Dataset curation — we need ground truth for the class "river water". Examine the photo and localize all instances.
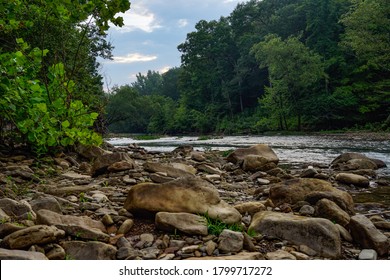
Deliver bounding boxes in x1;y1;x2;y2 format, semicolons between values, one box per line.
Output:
107;134;390;207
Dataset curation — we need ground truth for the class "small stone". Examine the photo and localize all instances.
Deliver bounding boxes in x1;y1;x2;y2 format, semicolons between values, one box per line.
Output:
181;245;200;254
299;205;315;216
335;224;353;242
169;240;186;248
257;178;270;185
102;214;114;226
30;197;62;214
266;250;296;260
299;245;317;256
358;249;377;260
117;219;134;235
218;229;244;253
205;240;217;256
46;244;66;260
140;233;154;243
290;251;310;260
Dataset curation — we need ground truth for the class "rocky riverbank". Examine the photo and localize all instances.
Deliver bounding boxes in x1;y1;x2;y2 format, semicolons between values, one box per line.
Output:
0;142;389;260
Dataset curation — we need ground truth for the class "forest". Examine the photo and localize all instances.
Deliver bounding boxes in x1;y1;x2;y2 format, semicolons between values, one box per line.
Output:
107;0;390;135
0;0;389;155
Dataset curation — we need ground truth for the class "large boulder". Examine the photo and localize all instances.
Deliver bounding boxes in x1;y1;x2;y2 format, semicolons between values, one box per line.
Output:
331;152;386;170
315;198;350;227
3;225;65;249
124;177;241;224
61;241;117;260
92;152;136;176
249;211;341;258
36;209;108;241
0;198;36;221
155;212;208;236
0;248;48;260
348;215;389;256
226;144;279;170
335;173;370;188
144;162;195;178
269;178;354;214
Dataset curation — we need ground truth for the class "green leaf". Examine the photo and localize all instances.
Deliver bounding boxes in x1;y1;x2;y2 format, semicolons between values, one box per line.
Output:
62;120;70;128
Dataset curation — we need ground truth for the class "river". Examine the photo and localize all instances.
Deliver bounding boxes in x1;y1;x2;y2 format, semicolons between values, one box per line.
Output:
107;134;390;208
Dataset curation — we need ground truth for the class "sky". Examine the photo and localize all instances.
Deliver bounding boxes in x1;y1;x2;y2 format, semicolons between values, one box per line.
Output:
99;0;243;90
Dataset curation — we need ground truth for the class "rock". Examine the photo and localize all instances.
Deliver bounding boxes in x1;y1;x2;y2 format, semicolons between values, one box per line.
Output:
170;162;197;174
358;249;377;260
0;248;48;260
335;173;370;187
249;211;341;258
348;215;389;256
335;224;353;242
46;244;66;260
218;229;244;253
3;225;65;249
144;162;194;178
234;202;266;216
299;205;315;216
140;233;154;243
257;178;271;185
30;196;62;214
61;171;91;180
181;245;200;254
36;209;108;241
0;223;26;238
92;152;136;176
205;240;217;256
191;152;206;162
373;221;390;230
290;251;311;260
331;152;386;170
117;247;141;260
124;177;241;224
300;167;318;178
172;145;193;156
107;160;134;172
243;155;276;172
155;212;208;236
226;144;279;166
0;208;10;222
149;173;175;183
197;164;223;175
315;198;350;227
266;250;296;260
117;219;134;235
269;178;354;214
61;241;117;260
243;232;257;252
187;252;265;260
101;214;114;226
0;198;36;220
37;209;106;232
76;144;109;160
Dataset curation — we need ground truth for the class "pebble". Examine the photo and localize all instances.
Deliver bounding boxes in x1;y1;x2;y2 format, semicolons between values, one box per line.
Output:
358;249;377;260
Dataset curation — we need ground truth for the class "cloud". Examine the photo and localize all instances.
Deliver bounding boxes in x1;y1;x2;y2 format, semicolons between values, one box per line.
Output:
159;66;171;73
112;4;162;33
177;19;189;28
111;53;158;64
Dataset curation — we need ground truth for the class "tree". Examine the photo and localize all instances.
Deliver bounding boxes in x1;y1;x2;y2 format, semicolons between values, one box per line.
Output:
0;0;130;153
252;34;325;130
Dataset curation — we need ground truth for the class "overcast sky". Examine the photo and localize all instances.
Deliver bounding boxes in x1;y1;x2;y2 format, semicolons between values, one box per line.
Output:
99;0;242;90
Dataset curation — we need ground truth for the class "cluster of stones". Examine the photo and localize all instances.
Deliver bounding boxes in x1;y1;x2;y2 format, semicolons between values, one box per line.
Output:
0;142;389;260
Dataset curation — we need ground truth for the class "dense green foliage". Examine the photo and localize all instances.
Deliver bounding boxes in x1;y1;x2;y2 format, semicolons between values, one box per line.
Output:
106;0;389;134
0;0;130;153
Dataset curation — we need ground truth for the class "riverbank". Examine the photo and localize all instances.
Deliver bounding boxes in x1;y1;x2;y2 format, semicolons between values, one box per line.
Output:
0;142;389;260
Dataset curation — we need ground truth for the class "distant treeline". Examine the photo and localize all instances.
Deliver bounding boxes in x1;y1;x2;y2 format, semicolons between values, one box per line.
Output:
107;0;389;134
